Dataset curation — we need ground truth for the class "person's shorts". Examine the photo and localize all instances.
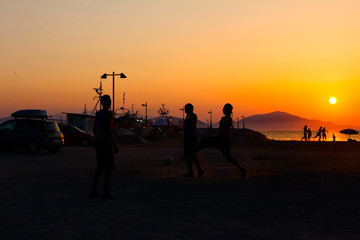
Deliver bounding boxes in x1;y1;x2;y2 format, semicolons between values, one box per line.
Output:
95;144;114;170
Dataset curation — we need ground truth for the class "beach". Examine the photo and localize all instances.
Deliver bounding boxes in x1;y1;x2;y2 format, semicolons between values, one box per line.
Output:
1;139;360;240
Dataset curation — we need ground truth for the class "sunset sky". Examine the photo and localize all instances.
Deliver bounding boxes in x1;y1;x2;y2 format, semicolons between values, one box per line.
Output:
1;1;360;126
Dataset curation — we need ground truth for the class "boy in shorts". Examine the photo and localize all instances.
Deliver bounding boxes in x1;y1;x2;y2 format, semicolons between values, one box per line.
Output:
89;95;119;199
197;103;246;178
182;103;204;178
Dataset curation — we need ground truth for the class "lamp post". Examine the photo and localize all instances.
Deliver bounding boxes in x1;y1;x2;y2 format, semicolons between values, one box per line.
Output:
208;110;212;129
142;101;148;125
242;115;245;129
180;107;185;127
100;72;127;115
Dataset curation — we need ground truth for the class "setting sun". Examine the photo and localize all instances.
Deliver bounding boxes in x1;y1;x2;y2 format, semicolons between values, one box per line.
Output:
330;97;337;104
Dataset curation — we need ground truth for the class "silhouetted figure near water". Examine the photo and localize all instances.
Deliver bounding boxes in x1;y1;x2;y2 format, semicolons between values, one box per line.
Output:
301;125;308;141
333;133;336;142
314;127;322;141
182;103;204;178
322;127;328;141
196;103;246;178
307;128;312;141
89;95;119;199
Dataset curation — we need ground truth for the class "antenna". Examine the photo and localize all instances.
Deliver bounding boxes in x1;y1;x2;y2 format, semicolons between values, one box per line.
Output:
122;92;125;115
91;80;103;115
83;104;87;115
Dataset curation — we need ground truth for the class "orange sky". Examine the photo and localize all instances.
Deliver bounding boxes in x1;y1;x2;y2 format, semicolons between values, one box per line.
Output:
1;1;360;126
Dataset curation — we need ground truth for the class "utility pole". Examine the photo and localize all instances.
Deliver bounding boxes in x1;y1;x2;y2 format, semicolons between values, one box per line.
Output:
142;101;148;125
242;115;245;129
180;107;185;127
91;80;103;115
208;110;212;129
123;92;125;115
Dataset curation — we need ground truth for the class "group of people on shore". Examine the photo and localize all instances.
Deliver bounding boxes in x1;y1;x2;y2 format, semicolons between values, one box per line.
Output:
89;94;246;199
301;125;335;141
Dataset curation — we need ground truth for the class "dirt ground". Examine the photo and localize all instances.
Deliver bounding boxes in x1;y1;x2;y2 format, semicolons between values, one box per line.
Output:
1;139;360;240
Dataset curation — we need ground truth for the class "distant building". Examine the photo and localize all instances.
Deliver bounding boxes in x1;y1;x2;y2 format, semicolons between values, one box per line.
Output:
62;113;95;133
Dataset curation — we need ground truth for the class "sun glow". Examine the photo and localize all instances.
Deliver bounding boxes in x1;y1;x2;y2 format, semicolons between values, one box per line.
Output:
330;97;337;104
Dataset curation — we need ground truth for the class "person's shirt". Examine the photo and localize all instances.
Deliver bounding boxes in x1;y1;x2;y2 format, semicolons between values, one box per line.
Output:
219;115;232;138
94;109;112;144
183;113;197;138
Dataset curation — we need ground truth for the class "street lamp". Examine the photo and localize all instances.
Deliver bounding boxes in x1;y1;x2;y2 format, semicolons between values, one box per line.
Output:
208;110;212;129
142;101;148;125
100;72;127;114
180;107;185;127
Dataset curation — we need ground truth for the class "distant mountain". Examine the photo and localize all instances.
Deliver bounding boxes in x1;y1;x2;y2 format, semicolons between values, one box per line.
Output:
233;111;359;131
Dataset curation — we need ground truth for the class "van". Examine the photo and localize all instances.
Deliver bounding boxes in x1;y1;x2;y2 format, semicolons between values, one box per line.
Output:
0;110;64;153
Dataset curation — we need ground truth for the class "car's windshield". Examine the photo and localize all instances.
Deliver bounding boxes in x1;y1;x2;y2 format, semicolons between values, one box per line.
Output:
45;122;60;132
0;121;16;132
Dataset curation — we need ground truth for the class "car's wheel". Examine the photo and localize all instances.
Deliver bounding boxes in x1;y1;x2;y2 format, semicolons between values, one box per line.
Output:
48;148;60;154
28;141;40;154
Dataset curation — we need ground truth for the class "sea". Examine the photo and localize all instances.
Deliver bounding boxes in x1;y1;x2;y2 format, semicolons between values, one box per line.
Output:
260;130;360;142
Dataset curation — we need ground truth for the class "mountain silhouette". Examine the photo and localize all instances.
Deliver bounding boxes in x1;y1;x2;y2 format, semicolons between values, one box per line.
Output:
232;111;358;131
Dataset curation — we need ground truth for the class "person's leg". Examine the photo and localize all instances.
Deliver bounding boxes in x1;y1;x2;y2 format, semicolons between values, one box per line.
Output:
219;140;246;178
102;145;116;199
90;145;104;198
192;154;204;178
102;169;113;197
90;168;103;197
183;139;195;177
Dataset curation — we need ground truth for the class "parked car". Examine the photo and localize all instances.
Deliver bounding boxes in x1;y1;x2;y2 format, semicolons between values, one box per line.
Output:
58;124;94;146
0;110;64;153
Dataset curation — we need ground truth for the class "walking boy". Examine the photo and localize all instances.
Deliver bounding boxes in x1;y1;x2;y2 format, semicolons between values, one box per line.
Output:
89;95;119;199
182;103;204;178
197;103;246;178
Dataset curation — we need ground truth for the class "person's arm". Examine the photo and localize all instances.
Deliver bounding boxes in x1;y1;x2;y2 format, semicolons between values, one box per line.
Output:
192;115;197;128
107;112;119;153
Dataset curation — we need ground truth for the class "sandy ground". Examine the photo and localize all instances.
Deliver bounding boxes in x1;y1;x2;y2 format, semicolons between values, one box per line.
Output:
1;139;360;240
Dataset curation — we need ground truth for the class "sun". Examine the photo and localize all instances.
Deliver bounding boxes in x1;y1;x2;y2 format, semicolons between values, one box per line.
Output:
329;97;337;104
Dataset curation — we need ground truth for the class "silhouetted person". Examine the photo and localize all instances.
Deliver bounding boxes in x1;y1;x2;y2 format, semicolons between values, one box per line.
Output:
182;103;204;178
307;128;312;141
301;125;308;141
90;95;119;199
314;127;322;141
196;103;246;178
322;127;328;141
333;133;336;142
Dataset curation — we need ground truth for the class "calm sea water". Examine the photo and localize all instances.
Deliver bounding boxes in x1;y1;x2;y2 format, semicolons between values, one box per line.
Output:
260;130;360;142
